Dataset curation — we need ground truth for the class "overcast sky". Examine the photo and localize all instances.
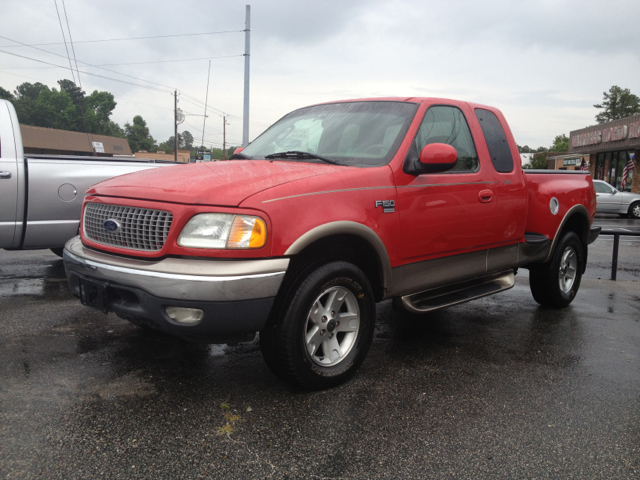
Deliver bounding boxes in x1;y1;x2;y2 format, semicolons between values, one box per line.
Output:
1;0;639;150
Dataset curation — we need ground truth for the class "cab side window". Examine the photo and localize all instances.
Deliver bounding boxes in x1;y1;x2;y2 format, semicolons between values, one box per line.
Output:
412;106;479;172
474;108;514;173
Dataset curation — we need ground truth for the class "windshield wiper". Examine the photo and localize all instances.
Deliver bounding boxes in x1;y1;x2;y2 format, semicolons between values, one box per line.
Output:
230;152;252;159
264;150;340;165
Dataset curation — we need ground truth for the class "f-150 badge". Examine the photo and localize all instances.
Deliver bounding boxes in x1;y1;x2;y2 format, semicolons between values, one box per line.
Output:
375;200;395;213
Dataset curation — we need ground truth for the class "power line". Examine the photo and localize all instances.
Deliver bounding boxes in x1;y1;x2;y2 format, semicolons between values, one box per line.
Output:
88;54;244;67
53;0;76;84
0;29;245;48
1;53;243;69
61;0;81;88
0;35;175;93
0;48;173;94
0;68;60;85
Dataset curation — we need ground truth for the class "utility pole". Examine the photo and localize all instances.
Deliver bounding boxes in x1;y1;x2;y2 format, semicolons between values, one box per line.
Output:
174;90;178;163
222;116;229;159
201;60;211;151
242;5;250;147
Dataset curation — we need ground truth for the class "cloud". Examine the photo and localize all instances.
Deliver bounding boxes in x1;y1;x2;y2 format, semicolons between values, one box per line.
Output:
1;0;639;148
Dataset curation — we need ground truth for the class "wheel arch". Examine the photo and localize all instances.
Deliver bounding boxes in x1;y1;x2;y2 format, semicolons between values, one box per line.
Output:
284;221;392;302
545;204;591;270
628;200;640;218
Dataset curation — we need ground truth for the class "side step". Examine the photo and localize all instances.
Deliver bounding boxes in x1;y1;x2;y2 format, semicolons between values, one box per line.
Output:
396;270;515;314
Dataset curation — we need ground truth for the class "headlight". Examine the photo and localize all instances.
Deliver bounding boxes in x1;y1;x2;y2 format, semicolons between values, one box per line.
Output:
177;213;267;249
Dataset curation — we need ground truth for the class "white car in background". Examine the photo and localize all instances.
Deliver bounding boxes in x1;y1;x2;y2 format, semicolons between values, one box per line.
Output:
593;179;640;219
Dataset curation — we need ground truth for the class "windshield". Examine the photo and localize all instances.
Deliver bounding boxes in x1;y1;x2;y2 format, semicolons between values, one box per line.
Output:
240;101;419;167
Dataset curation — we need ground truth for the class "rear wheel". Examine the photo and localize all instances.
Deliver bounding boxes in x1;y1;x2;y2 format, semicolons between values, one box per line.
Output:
260;261;375;390
530;231;583;308
628;202;640;219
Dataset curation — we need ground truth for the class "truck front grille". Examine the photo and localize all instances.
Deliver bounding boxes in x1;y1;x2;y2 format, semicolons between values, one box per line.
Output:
83;203;173;251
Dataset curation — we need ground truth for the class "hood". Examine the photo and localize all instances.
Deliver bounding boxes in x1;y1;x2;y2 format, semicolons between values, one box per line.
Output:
88;160;350;207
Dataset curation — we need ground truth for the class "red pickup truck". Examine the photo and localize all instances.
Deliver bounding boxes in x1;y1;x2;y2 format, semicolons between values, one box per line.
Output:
63;97;600;389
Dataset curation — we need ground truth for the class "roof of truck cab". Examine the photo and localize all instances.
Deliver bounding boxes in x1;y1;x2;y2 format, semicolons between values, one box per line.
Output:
311;97;497;112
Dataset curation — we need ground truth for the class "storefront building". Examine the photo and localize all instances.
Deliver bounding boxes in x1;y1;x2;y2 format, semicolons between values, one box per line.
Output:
567;113;640;193
546;153;590;171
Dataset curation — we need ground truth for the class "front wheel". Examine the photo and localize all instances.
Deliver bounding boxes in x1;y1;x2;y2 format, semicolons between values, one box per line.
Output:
628;202;640;219
260;261;375;390
529;231;583;308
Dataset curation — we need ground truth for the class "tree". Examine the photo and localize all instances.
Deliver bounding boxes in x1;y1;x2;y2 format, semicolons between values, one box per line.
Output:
157;136;175;154
102;121;125;138
14;82;48;100
518;144;533;153
125;115;155;153
594;86;640;124
550;134;569;152
84;90;118;134
522;153;550;169
181;130;194;149
0;86;14;100
6;80;123;136
57;79;85;108
11;82;48;125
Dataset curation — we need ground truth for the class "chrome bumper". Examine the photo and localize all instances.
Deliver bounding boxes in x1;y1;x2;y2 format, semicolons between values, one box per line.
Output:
63;236;288;302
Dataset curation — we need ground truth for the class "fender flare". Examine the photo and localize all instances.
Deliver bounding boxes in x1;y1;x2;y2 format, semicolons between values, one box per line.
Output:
544;204;590;263
284;221;392;291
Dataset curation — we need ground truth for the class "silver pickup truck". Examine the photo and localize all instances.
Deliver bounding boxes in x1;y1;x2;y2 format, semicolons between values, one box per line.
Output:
0;99;175;255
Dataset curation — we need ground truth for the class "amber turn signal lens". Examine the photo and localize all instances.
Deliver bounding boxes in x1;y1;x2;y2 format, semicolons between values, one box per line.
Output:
249;218;266;248
227;216;266;249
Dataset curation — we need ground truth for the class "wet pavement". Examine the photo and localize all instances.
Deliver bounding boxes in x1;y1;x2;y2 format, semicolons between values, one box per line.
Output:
1;217;639;479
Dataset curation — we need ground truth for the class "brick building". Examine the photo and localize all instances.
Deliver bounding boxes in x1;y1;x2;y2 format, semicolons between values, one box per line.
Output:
566;114;640;193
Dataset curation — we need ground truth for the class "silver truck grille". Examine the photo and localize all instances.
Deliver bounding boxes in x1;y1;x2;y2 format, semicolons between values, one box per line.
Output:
83;203;173;251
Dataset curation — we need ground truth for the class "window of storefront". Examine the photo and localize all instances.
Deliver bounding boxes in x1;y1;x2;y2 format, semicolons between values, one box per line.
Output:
593;150;633;190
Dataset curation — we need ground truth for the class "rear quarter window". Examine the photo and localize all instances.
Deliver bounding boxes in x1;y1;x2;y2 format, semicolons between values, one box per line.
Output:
475;108;514;173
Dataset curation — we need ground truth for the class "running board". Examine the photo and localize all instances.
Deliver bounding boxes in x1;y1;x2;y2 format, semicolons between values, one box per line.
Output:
397;270;515;314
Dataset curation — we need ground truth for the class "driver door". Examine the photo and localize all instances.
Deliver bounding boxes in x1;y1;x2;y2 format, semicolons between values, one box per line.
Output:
395;104;497;264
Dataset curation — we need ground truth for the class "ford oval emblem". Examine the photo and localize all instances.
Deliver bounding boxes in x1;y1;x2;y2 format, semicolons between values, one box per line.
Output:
103;219;120;232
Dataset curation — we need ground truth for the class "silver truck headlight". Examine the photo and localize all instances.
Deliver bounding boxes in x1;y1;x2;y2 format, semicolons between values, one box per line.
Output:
177;213;266;249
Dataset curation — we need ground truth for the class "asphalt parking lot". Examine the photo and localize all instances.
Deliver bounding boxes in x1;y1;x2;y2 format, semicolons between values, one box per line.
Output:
1;215;639;479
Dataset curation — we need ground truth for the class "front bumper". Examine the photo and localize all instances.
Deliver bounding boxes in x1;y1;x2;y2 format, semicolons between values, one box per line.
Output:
63;236;289;341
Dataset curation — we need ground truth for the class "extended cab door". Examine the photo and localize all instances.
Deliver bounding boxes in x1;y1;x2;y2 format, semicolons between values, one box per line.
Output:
394;103;498;270
472;107;527;259
0;100;23;248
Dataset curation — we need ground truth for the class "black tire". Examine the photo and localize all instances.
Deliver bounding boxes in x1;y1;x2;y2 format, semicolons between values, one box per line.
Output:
628;202;640;219
50;247;64;257
260;261;375;390
529;231;583;308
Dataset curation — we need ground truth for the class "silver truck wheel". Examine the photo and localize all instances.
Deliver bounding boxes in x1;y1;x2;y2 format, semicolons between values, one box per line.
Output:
260;261;375;390
558;245;578;293
304;285;360;367
530;231;583;308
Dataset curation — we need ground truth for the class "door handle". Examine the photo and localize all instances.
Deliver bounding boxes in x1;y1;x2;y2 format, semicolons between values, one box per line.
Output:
478;189;493;203
0;171;12;179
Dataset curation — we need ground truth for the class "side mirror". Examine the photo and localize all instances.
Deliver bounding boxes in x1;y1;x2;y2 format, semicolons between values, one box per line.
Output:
418;143;458;173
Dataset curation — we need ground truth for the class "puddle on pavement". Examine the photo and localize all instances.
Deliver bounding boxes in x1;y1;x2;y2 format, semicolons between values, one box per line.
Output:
0;278;45;296
0;277;70;298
